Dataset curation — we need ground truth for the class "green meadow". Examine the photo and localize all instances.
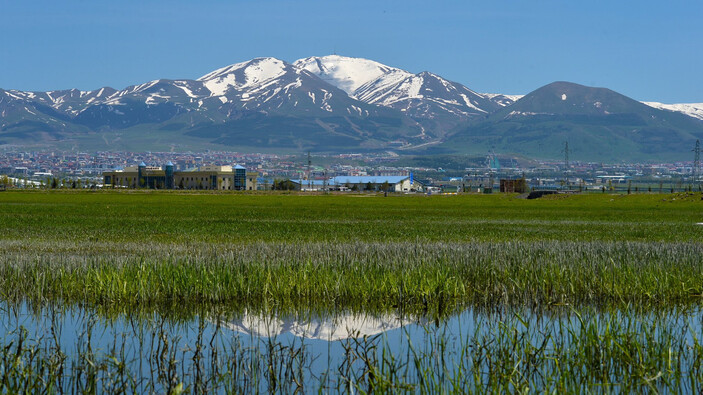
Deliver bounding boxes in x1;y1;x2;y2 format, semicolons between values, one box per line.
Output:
2;191;702;243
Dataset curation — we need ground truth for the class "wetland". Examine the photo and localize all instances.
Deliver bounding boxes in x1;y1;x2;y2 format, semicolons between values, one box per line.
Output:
1;191;703;392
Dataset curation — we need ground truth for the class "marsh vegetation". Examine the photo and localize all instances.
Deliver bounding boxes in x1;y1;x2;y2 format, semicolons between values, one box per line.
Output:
1;191;702;392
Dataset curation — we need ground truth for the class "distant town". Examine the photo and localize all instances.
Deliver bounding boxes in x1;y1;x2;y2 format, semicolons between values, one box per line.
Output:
0;149;701;193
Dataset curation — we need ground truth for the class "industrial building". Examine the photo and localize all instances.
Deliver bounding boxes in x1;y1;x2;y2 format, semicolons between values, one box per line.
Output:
103;162;257;190
290;175;422;192
500;178;528;193
331;175;422;192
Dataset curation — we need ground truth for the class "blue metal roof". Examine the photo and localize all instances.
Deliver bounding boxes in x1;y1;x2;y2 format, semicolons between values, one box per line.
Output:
330;176;410;185
290;179;328;186
234;165;246;170
138;162;147;167
166;161;174;166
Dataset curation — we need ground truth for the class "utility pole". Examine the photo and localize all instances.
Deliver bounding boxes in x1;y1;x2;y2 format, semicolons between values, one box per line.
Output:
562;141;570;190
307;151;312;191
693;139;700;187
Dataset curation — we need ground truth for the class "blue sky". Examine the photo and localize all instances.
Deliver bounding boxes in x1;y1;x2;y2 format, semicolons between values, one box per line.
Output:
1;0;701;103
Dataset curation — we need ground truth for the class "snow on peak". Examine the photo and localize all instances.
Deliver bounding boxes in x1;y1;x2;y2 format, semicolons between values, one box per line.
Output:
295;55;498;118
482;93;524;102
643;102;703;121
198;57;290;96
294;55;410;95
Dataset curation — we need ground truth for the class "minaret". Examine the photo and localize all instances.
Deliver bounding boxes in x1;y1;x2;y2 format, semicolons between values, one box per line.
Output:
138;162;146;188
165;161;174;189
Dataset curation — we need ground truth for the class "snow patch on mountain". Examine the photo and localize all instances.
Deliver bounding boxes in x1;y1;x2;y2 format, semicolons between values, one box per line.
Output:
173;82;199;98
482;93;524;107
198;57;289;97
643;102;703;121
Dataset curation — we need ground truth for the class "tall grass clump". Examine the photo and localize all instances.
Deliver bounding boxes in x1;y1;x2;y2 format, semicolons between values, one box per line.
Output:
1;240;702;314
338;306;703;393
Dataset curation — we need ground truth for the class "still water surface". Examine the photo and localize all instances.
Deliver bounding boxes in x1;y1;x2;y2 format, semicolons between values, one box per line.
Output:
1;303;702;392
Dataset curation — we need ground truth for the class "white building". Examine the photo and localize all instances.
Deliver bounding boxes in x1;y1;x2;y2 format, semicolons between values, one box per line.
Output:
329;175;422;192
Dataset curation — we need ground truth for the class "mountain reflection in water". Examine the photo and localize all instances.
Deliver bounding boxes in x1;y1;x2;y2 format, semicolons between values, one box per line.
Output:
220;311;417;341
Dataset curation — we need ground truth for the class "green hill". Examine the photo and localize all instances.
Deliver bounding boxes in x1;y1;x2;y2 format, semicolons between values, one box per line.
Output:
444;82;703;162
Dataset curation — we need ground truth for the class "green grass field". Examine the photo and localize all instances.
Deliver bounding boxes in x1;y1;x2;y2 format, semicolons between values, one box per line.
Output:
1;190;702;314
2;191;702;243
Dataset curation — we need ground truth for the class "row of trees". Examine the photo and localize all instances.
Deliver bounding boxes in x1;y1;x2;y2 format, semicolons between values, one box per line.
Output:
0;175;12;187
45;177;92;189
0;175;95;189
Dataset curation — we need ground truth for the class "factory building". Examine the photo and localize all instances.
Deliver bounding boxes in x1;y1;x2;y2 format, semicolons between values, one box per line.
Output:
330;175;422;192
289;175;422;192
103;162;257;190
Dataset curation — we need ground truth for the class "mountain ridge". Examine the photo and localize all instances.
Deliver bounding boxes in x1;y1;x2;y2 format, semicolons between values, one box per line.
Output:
295;55;510;135
2;56;703;161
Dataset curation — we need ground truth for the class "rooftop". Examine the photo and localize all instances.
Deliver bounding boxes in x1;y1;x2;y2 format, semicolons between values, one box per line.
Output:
330;176;410;185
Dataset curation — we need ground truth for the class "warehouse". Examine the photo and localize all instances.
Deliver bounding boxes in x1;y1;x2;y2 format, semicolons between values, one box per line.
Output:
286;175;421;192
329;175;422;192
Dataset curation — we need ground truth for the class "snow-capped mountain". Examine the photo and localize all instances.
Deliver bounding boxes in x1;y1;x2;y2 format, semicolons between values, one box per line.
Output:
643;102;703;121
1;57;427;150
1;57;404;125
355;71;499;118
194;57;388;117
294;55;518;134
1;87;118;116
293;55;405;95
2;54;703;158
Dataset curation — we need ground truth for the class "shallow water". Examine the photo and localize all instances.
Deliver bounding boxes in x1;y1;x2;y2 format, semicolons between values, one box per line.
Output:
1;303;703;393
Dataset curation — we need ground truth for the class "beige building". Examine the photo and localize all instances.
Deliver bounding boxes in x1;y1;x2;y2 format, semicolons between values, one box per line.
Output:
103;162;257;191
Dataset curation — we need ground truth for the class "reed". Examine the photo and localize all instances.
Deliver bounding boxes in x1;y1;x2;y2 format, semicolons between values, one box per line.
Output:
1;240;702;314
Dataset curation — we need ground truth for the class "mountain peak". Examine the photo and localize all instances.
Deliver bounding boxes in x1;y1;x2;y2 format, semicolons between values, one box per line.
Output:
417;71;437;78
198;57;289;81
294;55;409;95
197;57;294;97
512;81;646;115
